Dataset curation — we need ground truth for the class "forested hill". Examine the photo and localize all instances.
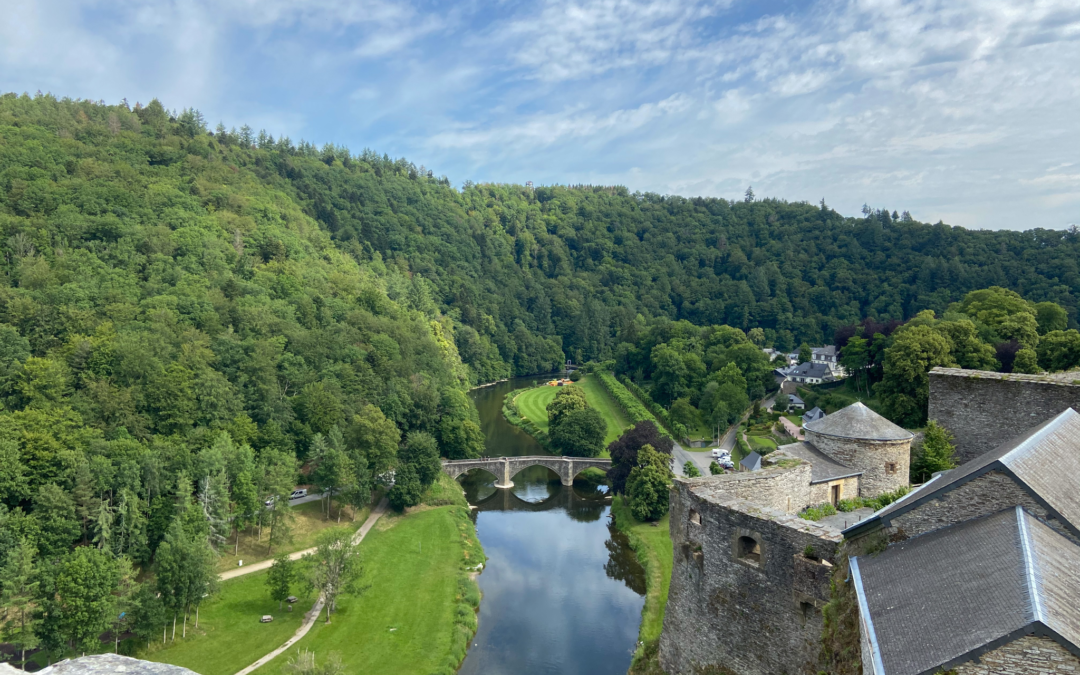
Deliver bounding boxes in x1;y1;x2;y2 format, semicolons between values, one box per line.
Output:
2;92;1079;398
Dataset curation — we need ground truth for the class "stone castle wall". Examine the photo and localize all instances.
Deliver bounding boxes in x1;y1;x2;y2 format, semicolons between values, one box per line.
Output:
804;430;909;497
886;471;1078;544
693;459;813;514
659;479;842;675
929;367;1080;463
953;635;1080;675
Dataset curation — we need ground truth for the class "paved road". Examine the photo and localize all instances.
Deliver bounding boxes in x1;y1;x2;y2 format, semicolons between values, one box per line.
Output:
232;497;390;675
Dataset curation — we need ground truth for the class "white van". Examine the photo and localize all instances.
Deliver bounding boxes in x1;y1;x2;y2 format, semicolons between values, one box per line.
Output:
289;489;308;500
711;448;730;459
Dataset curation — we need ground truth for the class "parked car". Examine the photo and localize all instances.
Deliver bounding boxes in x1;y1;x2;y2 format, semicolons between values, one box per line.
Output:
719;459;735;470
711;448;731;459
289;489;308;500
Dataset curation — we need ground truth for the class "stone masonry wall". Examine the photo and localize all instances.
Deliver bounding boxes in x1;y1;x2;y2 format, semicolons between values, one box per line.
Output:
695;459;813;515
659;479;842;675
954;635;1080;675
929;368;1080;463
808;476;860;506
804;430;910;497
887;470;1078;544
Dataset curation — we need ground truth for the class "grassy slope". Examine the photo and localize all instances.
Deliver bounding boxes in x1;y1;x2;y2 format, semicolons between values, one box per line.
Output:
610;496;673;673
514;376;630;447
216;499;373;573
146;570;315;675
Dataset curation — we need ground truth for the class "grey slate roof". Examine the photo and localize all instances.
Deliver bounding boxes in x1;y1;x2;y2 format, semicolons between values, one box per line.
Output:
776;441;862;483
788;394;805;406
33;655;200;674
804;402;912;441
846;408;1080;539
802;406;825;422
786;362;832;379
740;451;762;472
852;506;1080;675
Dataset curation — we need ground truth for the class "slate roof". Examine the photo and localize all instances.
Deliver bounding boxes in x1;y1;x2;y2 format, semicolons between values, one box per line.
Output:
740;451;762;472
776;442;862;483
802;406;825;422
812;345;838;359
788;394;805;406
31;655;200;674
852;506;1080;675
786;362;832;380
846;408;1080;539
804;402;912;442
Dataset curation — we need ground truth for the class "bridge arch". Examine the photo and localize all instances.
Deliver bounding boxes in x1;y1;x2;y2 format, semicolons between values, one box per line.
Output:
442;456;611;489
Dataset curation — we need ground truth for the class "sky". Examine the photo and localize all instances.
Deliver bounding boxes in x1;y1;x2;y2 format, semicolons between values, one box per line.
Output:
3;0;1079;231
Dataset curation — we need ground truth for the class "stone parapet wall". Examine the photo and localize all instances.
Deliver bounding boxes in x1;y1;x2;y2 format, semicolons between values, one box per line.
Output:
805;430;909;497
691;458;812;514
929;367;1080;463
659;479;842;675
953;635;1080;674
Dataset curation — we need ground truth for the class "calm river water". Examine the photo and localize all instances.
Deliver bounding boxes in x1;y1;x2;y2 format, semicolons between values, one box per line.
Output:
457;377;647;675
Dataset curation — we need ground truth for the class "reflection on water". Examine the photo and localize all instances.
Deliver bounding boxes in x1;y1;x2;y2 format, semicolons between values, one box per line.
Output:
459;377;648;675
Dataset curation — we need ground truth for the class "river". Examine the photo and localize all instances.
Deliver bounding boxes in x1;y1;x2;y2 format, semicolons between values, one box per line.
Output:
457;376;647;675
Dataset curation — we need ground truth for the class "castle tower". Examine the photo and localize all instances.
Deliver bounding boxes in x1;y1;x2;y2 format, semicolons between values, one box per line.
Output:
803;402;912;497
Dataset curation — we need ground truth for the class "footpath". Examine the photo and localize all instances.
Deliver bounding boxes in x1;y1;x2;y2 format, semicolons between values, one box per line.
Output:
231;498;389;675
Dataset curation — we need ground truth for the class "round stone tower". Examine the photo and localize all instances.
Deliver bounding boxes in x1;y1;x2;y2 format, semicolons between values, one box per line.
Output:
803;402;913;497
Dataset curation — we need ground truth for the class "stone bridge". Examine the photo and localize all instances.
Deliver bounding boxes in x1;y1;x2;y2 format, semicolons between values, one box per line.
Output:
441;455;612;488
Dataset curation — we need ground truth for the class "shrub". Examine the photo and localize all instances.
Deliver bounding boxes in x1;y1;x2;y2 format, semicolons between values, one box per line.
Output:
709;461;723;475
596;372;671;436
799;503;838;521
683;461;701;478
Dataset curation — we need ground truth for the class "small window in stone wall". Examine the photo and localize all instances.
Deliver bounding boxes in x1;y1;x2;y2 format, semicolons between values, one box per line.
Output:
800;601;815;621
737;536;761;565
690;509;701;525
885;462;898;475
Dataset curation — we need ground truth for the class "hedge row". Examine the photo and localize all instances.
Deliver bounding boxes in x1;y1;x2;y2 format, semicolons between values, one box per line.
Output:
618;375;676;434
596;371;671;438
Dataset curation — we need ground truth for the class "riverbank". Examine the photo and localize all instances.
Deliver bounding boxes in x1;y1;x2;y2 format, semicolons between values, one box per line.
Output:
610;496;674;675
145;475;484;675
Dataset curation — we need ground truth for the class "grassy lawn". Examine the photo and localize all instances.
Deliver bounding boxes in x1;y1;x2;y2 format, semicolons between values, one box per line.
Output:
748;435;777;452
294;503;482;675
610;495;673;671
514;376;630;448
216;498;374;573
146;569;315;675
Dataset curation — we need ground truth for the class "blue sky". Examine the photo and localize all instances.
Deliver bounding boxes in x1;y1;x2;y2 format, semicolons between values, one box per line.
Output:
3;0;1079;230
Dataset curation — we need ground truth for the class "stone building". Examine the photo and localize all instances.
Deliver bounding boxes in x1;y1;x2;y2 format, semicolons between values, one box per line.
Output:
802;402;912;497
659;459;842;675
929;367;1080;463
845;406;1080;675
0;655;200;674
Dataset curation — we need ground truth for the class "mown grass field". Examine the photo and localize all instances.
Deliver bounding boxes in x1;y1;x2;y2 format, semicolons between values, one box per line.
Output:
146;569;315;675
513;375;630;447
294;503;482;675
610;496;673;672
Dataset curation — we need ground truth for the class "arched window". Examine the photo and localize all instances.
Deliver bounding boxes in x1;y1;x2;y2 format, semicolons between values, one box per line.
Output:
737;536;761;565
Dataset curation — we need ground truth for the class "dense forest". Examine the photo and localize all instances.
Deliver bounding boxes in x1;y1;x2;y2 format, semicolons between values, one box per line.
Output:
1;91;1080;658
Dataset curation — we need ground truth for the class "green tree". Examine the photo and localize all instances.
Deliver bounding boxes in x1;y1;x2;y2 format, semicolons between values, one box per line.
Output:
346;404;400;480
40;547;118;654
1034;301;1069;335
231;469;260;554
388;464;422;511
709;461;723;475
32;483;80;557
626;445;674;521
1036;330;1080;372
840;336;870;394
1012;348;1040;374
876;326;955;427
0;438;29;506
774;393;789;413
438;418;485;460
910;422;957;483
260;449;298;555
546;386;588;430
1;538;39;665
398;431;441;487
302;527;363;623
683;461;701;478
127;582;168;649
668;398;697;431
266;554;296;610
313;436;354;521
549;408;606;457
797;344;812;365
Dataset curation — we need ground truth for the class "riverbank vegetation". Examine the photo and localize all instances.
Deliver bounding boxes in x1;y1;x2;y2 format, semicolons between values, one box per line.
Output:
611;496;673;675
502;376;630;455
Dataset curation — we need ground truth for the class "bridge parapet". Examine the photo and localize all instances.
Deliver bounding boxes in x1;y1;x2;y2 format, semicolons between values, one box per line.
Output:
441;455;611;488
